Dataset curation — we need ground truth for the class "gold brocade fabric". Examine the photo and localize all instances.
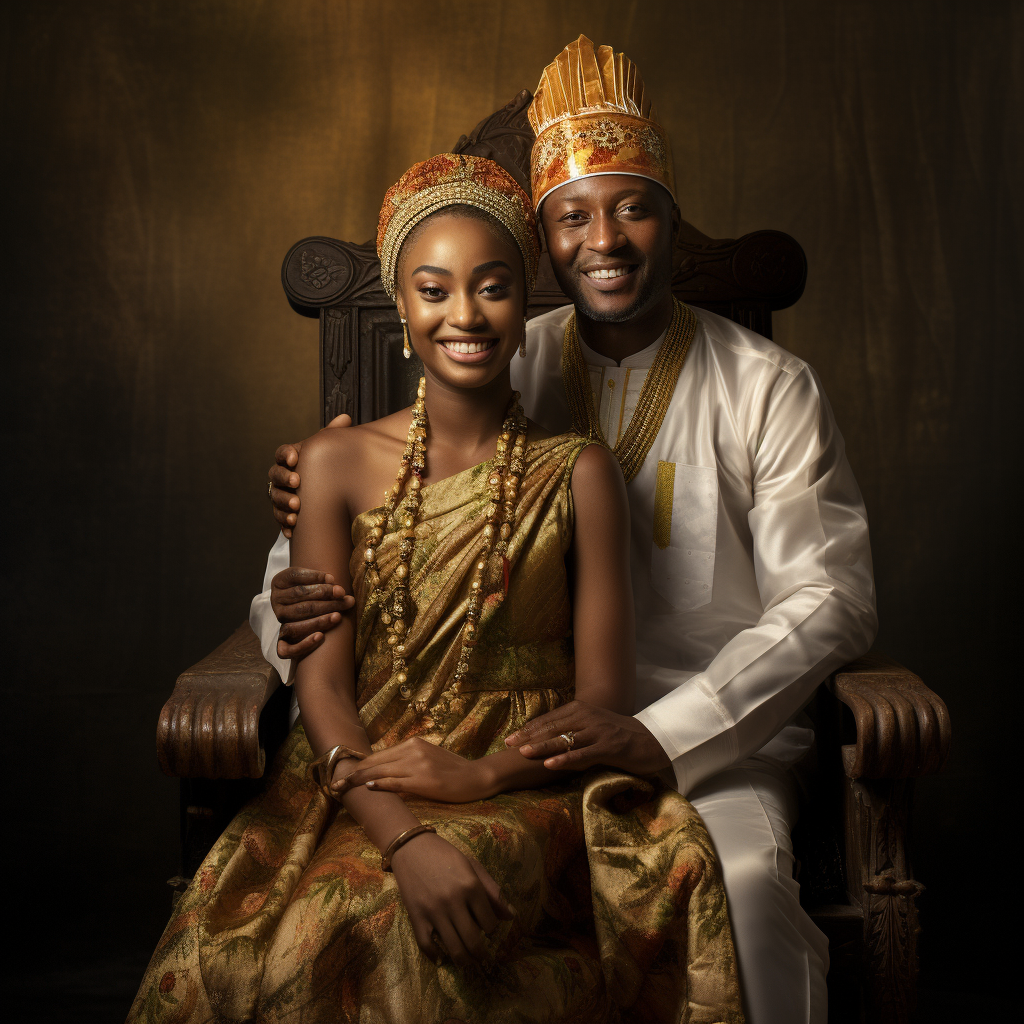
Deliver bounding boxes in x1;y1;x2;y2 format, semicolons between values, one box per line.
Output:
127;434;743;1024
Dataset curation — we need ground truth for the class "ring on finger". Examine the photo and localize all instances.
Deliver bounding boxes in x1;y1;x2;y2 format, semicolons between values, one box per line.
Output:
559;731;575;751
267;481;273;500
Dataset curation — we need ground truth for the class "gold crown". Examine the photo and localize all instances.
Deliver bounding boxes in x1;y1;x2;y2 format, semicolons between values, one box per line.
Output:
528;35;674;208
528;34;655;135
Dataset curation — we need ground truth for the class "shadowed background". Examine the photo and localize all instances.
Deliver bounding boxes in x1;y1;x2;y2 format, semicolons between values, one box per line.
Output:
3;0;1019;1019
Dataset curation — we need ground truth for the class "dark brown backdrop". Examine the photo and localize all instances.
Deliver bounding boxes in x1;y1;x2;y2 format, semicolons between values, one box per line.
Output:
3;1;1020;1019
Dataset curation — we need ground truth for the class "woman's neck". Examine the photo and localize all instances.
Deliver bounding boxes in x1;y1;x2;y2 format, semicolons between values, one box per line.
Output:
421;370;515;477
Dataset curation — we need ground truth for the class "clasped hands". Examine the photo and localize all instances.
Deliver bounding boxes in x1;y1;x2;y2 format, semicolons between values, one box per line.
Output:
327;703;670;807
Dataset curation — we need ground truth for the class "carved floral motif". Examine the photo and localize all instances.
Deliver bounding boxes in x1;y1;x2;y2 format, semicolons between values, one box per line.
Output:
299;249;347;290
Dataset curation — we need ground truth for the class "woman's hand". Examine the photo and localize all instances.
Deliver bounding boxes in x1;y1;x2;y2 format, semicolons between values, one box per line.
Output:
333;738;492;803
389;832;514;965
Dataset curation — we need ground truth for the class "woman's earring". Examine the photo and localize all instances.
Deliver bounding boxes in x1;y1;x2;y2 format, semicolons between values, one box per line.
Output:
400;318;411;359
520;316;528;358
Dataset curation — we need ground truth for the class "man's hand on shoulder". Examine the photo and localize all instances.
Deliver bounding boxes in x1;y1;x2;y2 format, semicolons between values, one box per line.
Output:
504;700;671;775
269;413;352;538
271;567;354;660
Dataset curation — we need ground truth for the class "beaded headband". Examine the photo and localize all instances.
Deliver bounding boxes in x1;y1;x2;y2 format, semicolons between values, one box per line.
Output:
528;35;676;208
376;154;540;300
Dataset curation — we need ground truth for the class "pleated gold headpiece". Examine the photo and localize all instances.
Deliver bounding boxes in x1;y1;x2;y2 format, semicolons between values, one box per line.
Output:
528;35;675;208
377;154;539;300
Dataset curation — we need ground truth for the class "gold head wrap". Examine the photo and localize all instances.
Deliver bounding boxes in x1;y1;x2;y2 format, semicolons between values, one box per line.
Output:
528;35;675;209
376;154;540;300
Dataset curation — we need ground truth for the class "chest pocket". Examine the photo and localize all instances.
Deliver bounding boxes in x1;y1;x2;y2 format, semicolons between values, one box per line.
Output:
650;461;718;611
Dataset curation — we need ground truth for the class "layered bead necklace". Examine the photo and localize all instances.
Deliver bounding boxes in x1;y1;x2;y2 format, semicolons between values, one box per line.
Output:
561;297;697;484
362;377;528;691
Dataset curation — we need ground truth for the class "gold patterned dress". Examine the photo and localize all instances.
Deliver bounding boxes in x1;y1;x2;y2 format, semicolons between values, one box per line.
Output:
128;434;743;1024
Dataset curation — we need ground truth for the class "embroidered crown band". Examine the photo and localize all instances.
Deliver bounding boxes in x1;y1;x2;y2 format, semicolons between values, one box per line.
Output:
376;153;540;299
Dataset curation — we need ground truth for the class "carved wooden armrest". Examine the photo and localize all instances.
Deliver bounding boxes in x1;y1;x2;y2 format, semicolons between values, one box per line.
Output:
831;652;951;780
157;623;282;779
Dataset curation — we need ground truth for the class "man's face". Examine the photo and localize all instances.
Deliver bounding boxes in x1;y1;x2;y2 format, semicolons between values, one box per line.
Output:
540;175;677;323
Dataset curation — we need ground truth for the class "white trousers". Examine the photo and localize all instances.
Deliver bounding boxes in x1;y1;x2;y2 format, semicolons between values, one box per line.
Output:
688;760;829;1024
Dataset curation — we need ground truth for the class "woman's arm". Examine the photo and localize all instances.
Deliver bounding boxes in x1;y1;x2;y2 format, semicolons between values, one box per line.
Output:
344;443;637;799
289;430;423;850
562;442;636;712
291;429;512;965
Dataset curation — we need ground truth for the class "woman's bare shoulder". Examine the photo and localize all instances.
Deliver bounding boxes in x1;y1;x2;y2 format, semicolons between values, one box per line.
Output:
569;443;624;495
299;413;410;519
302;410;410;465
299;424;359;469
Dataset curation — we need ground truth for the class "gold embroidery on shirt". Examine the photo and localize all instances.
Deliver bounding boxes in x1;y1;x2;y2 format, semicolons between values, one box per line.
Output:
616;368;632;444
562;299;697;483
654;460;675;549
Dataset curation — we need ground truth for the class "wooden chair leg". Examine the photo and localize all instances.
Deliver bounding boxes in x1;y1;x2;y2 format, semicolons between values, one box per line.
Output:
845;776;924;1023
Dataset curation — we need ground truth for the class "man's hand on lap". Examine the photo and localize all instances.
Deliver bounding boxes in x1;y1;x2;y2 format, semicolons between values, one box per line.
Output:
505;700;671;775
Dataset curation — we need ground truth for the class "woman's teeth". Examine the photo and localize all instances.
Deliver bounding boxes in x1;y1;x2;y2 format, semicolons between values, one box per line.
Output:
585;266;634;280
442;340;496;354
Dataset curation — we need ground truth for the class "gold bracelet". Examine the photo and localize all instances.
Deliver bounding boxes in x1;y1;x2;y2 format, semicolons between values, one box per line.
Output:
380;824;437;872
306;744;365;801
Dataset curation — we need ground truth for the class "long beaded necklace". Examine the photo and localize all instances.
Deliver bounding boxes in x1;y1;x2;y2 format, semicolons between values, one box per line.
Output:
362;378;528;692
561;297;697;484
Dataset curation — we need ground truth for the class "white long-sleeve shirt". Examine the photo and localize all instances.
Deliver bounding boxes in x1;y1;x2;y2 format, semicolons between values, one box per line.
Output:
251;305;877;795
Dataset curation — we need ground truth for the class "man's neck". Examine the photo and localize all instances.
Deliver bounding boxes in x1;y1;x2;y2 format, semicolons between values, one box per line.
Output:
574;291;674;366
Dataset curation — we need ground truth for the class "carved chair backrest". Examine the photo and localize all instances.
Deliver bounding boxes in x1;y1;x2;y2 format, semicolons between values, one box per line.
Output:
281;91;808;427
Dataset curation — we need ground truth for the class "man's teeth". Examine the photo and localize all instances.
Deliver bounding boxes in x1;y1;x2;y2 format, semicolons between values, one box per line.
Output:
443;340;495;354
586;266;633;280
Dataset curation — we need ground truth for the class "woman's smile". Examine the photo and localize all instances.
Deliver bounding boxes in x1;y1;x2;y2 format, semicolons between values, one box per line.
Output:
437;336;500;362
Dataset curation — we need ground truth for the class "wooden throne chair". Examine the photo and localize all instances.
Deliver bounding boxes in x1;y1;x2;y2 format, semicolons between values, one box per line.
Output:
156;92;950;1024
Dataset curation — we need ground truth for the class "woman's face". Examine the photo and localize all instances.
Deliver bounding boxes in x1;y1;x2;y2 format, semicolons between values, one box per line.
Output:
395;212;525;391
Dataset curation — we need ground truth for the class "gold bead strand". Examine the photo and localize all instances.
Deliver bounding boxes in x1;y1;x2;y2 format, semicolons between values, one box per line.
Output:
490;403;517;553
457;444;504;683
497;402;527;560
363;378;424;617
384;379;427;685
364;439;413;608
453;393;525;683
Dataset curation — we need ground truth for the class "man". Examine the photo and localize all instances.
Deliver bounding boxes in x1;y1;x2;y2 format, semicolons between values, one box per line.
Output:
253;36;876;1024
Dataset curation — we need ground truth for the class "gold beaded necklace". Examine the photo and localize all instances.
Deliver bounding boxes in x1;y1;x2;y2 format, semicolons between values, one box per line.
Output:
362;378;528;690
561;298;697;483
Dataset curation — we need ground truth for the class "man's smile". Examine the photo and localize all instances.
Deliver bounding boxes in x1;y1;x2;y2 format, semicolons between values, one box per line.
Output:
578;262;640;293
582;264;637;280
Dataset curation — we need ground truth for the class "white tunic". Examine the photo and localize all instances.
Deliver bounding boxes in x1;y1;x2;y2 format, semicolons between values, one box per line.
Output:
251;304;877;797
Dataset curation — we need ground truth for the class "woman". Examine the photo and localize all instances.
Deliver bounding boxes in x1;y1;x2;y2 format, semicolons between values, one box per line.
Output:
128;155;743;1024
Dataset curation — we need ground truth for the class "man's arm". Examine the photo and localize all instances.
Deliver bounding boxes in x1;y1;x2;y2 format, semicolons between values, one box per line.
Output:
249;533;296;680
511;365;877;794
249;535;354;678
250;415;355;677
635;365;877;793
